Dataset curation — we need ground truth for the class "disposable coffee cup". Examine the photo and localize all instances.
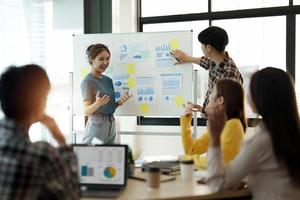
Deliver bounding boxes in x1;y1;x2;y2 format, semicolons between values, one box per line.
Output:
145;167;160;189
180;159;194;181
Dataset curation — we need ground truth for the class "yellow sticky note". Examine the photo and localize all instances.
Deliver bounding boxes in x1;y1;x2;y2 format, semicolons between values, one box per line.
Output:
126;63;135;75
170;39;179;50
127;77;136;88
80;67;89;78
139;103;150;114
175;96;185;107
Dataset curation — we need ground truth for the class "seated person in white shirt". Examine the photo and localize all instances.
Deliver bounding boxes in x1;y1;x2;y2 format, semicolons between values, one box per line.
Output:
206;67;300;200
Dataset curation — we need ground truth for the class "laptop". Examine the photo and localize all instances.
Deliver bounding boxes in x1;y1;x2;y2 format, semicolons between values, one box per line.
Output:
73;144;128;198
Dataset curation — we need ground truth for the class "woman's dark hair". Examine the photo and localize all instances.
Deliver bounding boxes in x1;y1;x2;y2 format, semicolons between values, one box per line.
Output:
250;67;300;185
198;26;228;53
216;79;247;131
0;64;50;120
86;43;110;65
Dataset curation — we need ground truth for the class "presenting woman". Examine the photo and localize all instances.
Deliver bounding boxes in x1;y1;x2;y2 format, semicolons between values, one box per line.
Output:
81;43;132;144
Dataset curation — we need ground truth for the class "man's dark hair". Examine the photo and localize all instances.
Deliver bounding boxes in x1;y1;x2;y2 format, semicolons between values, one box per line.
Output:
198;26;229;52
0;64;50;120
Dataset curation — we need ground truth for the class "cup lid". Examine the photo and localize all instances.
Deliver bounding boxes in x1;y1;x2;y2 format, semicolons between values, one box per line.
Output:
180;159;194;164
144;167;160;172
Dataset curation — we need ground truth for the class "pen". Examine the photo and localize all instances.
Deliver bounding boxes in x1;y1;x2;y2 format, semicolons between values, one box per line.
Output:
170;51;180;62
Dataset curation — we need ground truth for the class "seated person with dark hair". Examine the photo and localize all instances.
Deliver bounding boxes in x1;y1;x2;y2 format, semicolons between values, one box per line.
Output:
0;64;80;199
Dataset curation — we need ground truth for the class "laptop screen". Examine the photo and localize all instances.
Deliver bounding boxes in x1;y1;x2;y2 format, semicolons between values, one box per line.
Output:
73;145;127;186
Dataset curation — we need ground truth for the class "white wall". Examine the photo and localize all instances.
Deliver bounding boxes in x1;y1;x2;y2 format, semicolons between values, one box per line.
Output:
112;0;137;33
53;0;83;30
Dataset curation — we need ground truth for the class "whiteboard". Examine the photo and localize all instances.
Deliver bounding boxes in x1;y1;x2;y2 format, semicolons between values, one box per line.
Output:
73;31;193;116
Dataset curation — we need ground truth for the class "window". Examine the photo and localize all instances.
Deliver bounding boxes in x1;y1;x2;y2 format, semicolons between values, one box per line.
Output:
296;15;300;109
0;0;83;143
0;0;47;141
139;0;298;125
141;0;207;17
212;0;288;11
0;0;44;71
213;17;285;70
213;16;286;117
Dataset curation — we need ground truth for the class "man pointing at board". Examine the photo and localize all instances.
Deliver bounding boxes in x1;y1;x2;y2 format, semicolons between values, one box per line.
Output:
171;26;243;116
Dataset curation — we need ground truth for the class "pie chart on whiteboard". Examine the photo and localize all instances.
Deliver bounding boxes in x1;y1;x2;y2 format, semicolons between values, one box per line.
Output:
104;166;117;178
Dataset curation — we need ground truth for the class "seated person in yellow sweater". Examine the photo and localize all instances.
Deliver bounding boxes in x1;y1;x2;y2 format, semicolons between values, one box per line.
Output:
181;79;246;168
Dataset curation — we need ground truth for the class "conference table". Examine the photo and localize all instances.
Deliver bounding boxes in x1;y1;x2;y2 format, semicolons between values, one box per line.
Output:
82;169;252;200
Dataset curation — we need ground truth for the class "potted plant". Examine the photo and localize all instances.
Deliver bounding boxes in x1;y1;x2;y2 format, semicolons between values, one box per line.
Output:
127;146;135;176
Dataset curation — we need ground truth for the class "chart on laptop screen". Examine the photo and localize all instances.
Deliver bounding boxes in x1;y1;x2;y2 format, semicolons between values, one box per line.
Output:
74;146;125;185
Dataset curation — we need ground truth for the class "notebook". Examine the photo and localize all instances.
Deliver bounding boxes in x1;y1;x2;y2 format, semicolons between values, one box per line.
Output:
141;161;180;175
73;144;128;198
